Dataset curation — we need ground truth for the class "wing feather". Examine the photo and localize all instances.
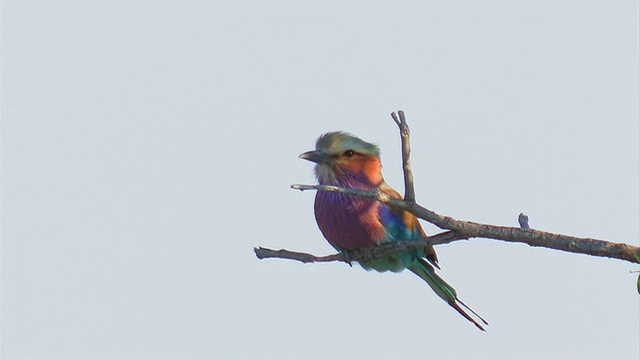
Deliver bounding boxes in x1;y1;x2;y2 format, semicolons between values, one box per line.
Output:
378;182;439;267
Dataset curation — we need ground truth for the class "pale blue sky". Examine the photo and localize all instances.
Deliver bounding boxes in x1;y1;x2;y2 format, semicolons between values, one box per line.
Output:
2;1;639;359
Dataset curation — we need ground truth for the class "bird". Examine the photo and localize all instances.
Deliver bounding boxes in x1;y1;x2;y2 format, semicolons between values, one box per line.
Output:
299;131;488;331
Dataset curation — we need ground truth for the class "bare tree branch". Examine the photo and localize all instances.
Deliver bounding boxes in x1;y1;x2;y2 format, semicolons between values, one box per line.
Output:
289;183;640;264
254;231;466;264
259;111;640;265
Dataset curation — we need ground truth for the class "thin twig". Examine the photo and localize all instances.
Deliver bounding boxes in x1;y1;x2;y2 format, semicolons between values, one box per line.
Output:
391;111;416;203
254;247;345;263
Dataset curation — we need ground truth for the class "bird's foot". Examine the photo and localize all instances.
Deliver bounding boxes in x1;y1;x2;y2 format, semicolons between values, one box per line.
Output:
341;249;355;267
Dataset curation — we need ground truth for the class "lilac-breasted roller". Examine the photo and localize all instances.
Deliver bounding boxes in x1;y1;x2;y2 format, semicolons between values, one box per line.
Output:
300;131;488;331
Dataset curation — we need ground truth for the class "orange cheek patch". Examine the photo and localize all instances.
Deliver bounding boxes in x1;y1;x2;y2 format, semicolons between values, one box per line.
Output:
340;157;382;184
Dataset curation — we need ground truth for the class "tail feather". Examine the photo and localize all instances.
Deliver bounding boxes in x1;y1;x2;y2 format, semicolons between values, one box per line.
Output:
409;259;488;331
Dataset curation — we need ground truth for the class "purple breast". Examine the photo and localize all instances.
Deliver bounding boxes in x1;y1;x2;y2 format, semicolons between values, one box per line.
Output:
313;189;383;250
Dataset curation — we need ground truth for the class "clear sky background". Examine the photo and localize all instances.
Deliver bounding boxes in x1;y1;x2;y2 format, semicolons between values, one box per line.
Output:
2;1;639;359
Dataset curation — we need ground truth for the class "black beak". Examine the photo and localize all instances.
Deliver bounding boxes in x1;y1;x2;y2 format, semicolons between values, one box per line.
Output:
299;150;331;164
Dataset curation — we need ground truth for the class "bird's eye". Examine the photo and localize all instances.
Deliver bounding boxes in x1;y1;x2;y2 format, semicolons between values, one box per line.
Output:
343;150;355;157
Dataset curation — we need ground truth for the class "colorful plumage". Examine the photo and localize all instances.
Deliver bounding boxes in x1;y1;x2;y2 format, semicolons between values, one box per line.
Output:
300;131;488;331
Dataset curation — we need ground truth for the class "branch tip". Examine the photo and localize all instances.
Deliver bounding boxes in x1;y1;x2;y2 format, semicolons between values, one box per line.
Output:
518;213;530;229
390;112;401;126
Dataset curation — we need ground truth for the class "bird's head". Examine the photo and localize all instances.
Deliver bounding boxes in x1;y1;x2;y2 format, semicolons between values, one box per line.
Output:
299;132;383;186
